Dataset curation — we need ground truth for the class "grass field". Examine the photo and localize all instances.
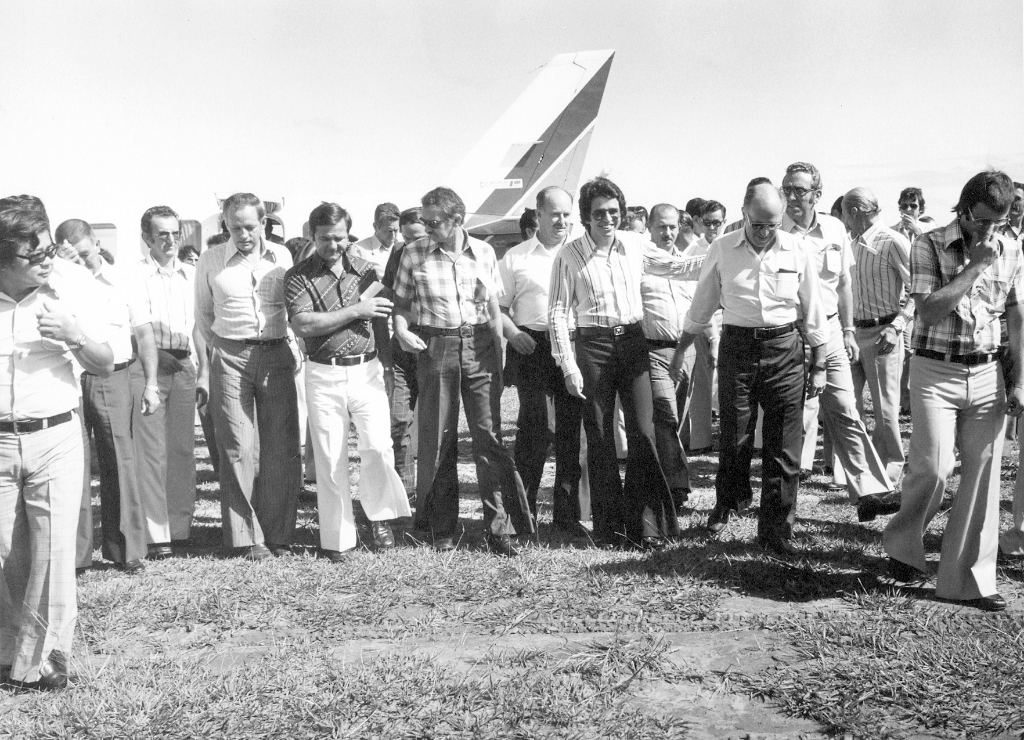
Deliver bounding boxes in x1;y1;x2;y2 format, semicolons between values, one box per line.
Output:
2;390;1024;739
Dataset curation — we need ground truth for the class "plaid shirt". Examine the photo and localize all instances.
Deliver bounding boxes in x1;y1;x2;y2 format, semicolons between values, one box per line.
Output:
910;219;1023;355
392;230;502;329
284;251;383;362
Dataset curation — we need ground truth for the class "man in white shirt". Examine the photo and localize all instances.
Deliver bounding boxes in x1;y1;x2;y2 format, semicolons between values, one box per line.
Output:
354;203;401;274
499;187;585;536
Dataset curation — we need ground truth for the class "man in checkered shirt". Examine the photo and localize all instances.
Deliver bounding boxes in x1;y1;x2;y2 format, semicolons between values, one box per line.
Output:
883;170;1024;612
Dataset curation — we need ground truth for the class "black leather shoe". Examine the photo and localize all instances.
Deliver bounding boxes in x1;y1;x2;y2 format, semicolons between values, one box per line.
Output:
486;534;519;557
757;536;800;557
7;654;69;691
433;536;456;552
552;520;590;538
241;544;273;561
266;543;293;557
147;543;173;560
320;548;353;562
641;536;666;551
963;594;1008;612
706;504;732;534
857;492;902;522
887;557;929;583
371;521;395;549
0;664;10;686
671;488;691;510
119;559;145;574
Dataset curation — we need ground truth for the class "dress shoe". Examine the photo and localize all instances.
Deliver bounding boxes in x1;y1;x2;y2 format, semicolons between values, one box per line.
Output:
757;536;800;557
7;654;69;691
485;534;519;557
241;544;273;561
552;520;590;538
641;536;666;551
320;548;353;563
266;543;293;557
371;521;395;549
0;664;10;686
118;559;145;574
433;536;456;552
958;594;1008;612
799;468;812;482
857;492;902;522
706;504;732;534
887;557;929;583
671;487;691;510
148;543;173;560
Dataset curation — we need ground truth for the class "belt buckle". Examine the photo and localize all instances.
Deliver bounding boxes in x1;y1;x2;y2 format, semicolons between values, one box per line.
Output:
612;325;626;337
9;419;19;435
459;324;475;338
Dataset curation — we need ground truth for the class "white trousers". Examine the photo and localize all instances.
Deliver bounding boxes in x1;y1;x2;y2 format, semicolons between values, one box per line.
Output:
305;358;411;552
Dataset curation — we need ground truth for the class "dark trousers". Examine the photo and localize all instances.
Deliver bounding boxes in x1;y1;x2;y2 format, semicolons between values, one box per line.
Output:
575;328;678;544
716;326;805;541
647;345;692;492
387;339;419;494
414;329;533;539
509;328;583;525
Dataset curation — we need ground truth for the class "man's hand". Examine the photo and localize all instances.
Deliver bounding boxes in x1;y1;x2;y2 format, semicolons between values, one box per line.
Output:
968;231;999;268
844;330;859;362
564;371;586;399
156;349;184;374
56;240;83;265
141;385;161;416
1006;383;1024;418
900;214;923;238
37;300;81;344
876;325;899;356
669;350;688;384
508;332;536;356
196;373;210;408
352;297;394;321
805;366;826;399
396;328;427;353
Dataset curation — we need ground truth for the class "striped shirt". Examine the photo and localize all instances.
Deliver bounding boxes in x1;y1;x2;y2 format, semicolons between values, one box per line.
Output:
284;251;381;362
910;219;1023;355
851;222;914;329
195;237;293;343
781;212;851;318
548;230;705;377
130;255;194;352
392;230;502;329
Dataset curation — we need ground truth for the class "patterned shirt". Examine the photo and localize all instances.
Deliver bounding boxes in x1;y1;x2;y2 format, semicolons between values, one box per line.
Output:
910;219;1023;355
130;254;195;352
851;222;914;329
284;251;382;362
548;230;705;377
392;230;502;329
781;212;851;318
195;237;293;343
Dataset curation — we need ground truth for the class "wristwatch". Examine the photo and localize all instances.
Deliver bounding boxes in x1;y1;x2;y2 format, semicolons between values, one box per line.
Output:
66;331;87;350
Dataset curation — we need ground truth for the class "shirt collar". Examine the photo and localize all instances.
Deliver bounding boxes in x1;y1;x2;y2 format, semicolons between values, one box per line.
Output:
528;234;566;255
230;236;275;263
427;228;472;256
860;221;884;245
781;211;820;237
144;253;185;276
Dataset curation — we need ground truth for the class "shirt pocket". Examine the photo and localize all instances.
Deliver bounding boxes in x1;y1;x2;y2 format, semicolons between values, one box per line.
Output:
770;271;800;303
977;274;1011;311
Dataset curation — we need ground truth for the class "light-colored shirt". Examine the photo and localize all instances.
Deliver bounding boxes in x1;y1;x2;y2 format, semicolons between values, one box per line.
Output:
781;212;851;318
891;218;939;244
131;254;195;352
641;244;694;341
852;222;914;330
353;234;398;274
683;228;830;347
0;268;109;420
497;236;566;331
548;230;705;377
195;237;293;343
393;229;503;329
91;259;142;364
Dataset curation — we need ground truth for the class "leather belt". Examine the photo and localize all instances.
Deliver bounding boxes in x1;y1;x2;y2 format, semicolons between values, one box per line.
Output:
854;312;898;329
915;349;996;366
826;312;838;320
244;337;288;346
85;357;135;377
577;323;643;338
518;326;577;341
162;348;191;360
723;322;797;340
310;349;377;367
0;411;74;435
646;338;678;350
418;323;489;338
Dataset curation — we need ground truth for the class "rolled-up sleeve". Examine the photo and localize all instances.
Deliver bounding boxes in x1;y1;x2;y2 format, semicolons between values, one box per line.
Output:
682;243;723;334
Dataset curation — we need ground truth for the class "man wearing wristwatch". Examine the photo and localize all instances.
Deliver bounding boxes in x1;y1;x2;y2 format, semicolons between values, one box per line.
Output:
0;201;114;690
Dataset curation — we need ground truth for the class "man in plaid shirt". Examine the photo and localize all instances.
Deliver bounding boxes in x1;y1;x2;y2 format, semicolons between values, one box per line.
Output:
883;170;1024;611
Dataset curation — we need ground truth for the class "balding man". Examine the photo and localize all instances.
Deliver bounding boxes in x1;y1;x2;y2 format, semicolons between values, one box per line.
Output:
842;188;914;493
671;183;828;555
780;162;894;518
498;187;585;535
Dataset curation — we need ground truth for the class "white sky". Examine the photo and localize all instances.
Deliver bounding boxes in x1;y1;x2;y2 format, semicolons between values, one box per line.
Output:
2;0;1022;246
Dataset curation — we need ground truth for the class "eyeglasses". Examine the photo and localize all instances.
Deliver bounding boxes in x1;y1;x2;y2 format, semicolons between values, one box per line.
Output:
421;217;448;229
701;219;724;229
153;232;181;242
898;202;921;211
781;186;815;198
748;221;781;235
967;208;1009;229
14;244;59;265
590;207;620;221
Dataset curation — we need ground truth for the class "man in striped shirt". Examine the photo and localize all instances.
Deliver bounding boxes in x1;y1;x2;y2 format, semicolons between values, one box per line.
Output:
884;170;1024;611
548;178;704;549
842;189;914;485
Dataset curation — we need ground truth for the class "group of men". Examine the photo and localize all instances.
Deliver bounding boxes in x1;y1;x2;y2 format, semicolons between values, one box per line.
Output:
2;165;1023;691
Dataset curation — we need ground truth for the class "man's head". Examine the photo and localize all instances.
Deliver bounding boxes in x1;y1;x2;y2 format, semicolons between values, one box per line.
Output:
0;194;47;218
372;203;401;248
840;188;880;236
519;208;539;241
420;187;465;244
830;196;845;220
743;183;785;250
1010;182;1024;225
579;177;626;240
699;200;727;243
308;202;353;267
955;170;1015;243
535;186;573;245
206;232;231;248
140;205;182;265
781;162;822;223
221;193;266;254
178;245;200;266
626;205;648;233
400;207;427;243
684;198;706;238
898;187;925;218
55;219;101;270
0;205;55;295
648;204;680;251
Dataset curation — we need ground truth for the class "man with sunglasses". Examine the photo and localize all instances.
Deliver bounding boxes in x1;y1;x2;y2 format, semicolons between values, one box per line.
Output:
780;162;895;520
884;171;1024;611
0;202;114;690
670;182;828;556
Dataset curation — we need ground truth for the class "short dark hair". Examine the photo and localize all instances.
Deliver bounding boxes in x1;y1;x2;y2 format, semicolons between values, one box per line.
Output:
373;203;401;225
684;198;705;219
221;193;265;220
649;203;679;223
284;237;312;261
1015;182;1024;192
678;210;694;229
830;196;845;218
519;208;539;240
178;245;200;261
786;161;822;191
0;205;50;266
700;200;727;220
579;177;626;224
0;194;47;218
421;187;466;223
898;187;925;209
54;219;95;247
627;205;648;225
141;205;180;237
747;177;772;188
308;202;353;236
206;233;231;247
399;207;422;227
955;171;1014;216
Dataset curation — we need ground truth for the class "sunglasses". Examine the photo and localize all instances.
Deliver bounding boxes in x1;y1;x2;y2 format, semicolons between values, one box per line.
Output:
781;186;815;198
14;244;59;265
421;217;449;229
